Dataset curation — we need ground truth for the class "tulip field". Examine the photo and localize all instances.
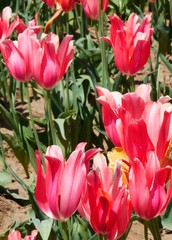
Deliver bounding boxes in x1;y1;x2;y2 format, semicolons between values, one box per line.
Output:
0;0;172;239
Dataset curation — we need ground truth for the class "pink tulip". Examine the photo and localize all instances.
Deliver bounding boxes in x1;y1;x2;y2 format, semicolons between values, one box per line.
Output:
57;0;77;12
117;97;172;164
0;6;19;41
113;98;172;220
42;0;77;11
97;84;172;160
80;0;108;20
41;0;55;8
78;153;132;240
103;13;153;75
16;13;42;36
8;230;38;240
31;33;74;89
129;151;172;220
35;142;100;221
96;84;152;146
0;29;40;82
96;86;123;146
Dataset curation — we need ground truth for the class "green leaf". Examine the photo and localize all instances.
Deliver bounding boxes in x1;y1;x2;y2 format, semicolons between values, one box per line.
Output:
58;109;77;119
0;171;11;186
0;103;19;134
162;198;172;231
32;218;53;240
1;133;29;177
0;185;29;206
88;234;99;240
54;118;66;140
33;117;47;127
154;48;172;73
33;87;45;96
159;54;172;73
6;162;46;220
71;215;93;240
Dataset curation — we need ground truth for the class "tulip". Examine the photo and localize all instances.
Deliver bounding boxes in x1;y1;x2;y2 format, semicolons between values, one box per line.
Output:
8;230;38;240
107;147;129;184
107;95;172;221
117;98;172;164
97;84;172;158
96;86;123;146
57;0;77;12
0;29;40;82
129;151;172;220
35;142;100;221
31;33;74;89
0;6;19;41
42;0;77;11
16;13;42;36
80;0;108;20
41;0;55;8
97;84;151;146
103;13;153;75
78;153;132;240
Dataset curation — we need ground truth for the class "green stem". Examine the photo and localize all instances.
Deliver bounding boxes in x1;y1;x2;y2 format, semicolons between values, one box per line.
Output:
0;130;6;170
65;72;70;112
144;220;148;240
67;219;72;240
149;218;161;240
45;90;57;145
155;50;160;99
25;83;44;170
74;7;81;35
128;75;135;92
60;221;69;240
65;12;71;112
99;234;107;240
15;0;20;12
80;5;87;39
66;12;70;34
33;0;37;9
148;57;157;101
98;0;109;88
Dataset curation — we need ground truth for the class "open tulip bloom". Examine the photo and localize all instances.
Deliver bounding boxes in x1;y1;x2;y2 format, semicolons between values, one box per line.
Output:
8;230;38;240
129;151;172;220
42;0;77;11
0;29;74;88
0;29;38;82
80;0;109;20
103;13;153;75
97;84;172;159
31;32;74;89
0;6;19;41
35;142;100;221
16;13;42;36
78;153;132;240
97;84;172;220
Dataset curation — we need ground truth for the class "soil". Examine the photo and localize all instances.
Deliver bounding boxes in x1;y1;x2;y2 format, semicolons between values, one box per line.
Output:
0;57;172;239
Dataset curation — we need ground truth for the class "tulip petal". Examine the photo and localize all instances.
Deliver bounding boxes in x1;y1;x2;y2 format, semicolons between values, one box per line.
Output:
122;92;145;118
91;196;110;233
135;84;151;102
129;158;150;219
0;40;28;81
114;31;130;75
129;38;150;75
59;146;92;220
